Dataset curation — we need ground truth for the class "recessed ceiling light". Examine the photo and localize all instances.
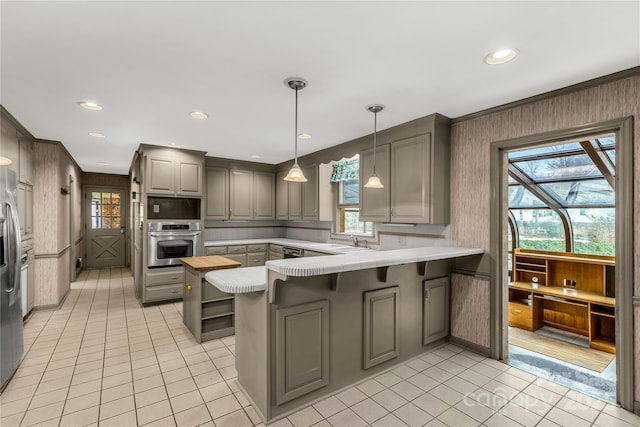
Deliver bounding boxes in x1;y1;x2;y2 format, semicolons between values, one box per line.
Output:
168;142;179;147
298;133;311;139
250;155;261;159
97;161;110;165
79;101;103;111
190;111;208;119
484;48;519;65
89;132;105;138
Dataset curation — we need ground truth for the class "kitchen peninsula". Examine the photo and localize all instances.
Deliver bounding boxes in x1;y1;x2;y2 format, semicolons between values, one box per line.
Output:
206;244;483;423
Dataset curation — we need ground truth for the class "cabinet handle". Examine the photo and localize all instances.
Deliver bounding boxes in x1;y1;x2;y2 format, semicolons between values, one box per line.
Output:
186;284;192;291
391;207;394;216
171;276;179;280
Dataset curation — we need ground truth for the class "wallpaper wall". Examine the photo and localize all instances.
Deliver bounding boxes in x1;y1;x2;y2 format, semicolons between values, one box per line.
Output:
449;75;640;401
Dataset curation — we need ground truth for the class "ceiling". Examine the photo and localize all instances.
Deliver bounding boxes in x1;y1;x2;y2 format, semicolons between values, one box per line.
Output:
1;1;638;175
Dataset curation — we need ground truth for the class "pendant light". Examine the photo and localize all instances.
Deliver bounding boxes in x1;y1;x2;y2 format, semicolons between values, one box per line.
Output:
283;78;308;182
364;104;385;188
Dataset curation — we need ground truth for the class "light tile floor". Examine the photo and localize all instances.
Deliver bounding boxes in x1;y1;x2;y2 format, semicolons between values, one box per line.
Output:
1;268;639;427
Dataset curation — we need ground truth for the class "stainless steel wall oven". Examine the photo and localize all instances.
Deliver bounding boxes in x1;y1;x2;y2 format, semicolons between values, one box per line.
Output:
148;221;201;268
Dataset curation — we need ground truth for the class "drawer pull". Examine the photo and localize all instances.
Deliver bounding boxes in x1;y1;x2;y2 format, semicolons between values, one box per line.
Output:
171;276;179;280
513;309;522;313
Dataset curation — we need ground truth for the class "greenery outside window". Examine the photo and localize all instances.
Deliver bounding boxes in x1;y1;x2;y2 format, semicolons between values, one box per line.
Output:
331;156;374;236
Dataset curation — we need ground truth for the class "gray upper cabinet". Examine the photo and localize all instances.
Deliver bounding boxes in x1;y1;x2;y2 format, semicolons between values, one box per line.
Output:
177;159;203;196
253;171;275;220
18;137;33;185
276;164;323;221
143;146;205;197
423;276;450;345
359;114;450;224
391;134;431;223
359;144;391;222
147;154;175;195
1;119;20;174
207;164;275;221
229;169;254;220
276;171;289;220
205;167;229;220
288;182;302;220
275;299;330;405
302;164;319;220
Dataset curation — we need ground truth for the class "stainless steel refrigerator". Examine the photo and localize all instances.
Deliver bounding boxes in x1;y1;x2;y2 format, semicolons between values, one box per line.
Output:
1;166;23;390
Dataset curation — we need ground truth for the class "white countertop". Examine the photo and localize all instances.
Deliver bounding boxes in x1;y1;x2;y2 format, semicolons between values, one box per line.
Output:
265;245;484;277
203;238;483;293
205;238;372;255
205;266;267;294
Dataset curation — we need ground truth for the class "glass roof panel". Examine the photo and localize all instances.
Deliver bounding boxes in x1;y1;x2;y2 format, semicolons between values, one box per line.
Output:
508;142;583;160
605;149;616;166
540;179;614;207
596;136;616;148
508;185;547;208
512;154;602;182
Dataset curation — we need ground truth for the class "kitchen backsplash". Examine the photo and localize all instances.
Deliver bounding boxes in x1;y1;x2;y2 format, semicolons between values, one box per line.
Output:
204;220;450;250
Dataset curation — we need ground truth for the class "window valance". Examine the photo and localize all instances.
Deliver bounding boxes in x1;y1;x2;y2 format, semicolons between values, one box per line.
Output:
330;159;359;183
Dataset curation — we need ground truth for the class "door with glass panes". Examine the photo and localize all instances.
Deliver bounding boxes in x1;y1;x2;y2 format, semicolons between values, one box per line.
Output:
85;187;126;268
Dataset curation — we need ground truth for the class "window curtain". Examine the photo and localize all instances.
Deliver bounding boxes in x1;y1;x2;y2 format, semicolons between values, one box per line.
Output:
330;159;359;182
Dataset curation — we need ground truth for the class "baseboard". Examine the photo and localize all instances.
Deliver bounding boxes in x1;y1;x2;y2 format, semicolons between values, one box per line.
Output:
449;336;491;357
635;400;640;416
31;287;70;312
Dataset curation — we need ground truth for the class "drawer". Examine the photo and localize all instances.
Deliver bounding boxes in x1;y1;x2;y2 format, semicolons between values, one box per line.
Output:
508;302;532;331
206;246;227;255
145;283;183;301
146;267;184;287
248;253;266;266
269;251;284;260
227;245;247;254
247;243;267;252
224;253;246;267
202;283;233;301
269;244;283;252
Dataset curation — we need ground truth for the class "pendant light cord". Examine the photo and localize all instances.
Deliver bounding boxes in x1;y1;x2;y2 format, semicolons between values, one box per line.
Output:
372;110;377;175
294;87;299;164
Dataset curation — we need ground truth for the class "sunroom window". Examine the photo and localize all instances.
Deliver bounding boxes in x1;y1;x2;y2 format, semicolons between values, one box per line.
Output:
507;134;615;257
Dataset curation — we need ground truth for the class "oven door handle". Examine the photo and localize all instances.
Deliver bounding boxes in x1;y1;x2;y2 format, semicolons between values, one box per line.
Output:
148;232;200;237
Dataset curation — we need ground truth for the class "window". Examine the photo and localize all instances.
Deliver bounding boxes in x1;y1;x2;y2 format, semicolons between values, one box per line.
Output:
91;191;122;229
331;156;373;235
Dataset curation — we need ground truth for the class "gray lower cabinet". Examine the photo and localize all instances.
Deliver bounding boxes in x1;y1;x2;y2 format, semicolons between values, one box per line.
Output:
363;287;400;369
205;244;268;267
275;300;330;405
143;266;184;303
423;276;450;345
184;267;235;342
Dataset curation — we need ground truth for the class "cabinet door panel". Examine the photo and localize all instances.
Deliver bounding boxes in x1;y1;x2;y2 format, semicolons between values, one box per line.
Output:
178;161;202;196
363;287;399;369
147;157;175;194
18;183;26;236
276;300;329;404
360;144;391;222
224;253;246;267
1;120;20;174
229;170;253;220
19;138;33;184
254;171;275;220
288;182;302;220
391;134;431;223
276;172;289;220
423;276;450;345
205;167;229;219
25;185;33;236
302;164;318;220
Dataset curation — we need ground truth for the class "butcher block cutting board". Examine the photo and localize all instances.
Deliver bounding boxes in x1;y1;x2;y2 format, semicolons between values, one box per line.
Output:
179;255;241;272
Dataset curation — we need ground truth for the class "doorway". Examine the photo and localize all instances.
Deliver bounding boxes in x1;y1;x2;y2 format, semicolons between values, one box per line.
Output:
505;136;617;402
85;186;126;269
489;117;634;411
